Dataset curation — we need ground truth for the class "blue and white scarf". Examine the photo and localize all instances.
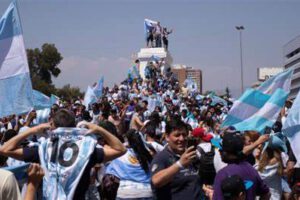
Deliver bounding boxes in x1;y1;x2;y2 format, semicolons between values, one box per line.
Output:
38;128;97;200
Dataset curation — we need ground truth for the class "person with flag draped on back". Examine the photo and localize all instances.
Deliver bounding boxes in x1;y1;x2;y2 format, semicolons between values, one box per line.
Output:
105;129;153;200
144;19;157;48
0;109;127;200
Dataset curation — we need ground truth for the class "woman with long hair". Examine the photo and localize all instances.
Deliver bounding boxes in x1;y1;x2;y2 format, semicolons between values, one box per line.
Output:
256;145;285;200
105;129;153;200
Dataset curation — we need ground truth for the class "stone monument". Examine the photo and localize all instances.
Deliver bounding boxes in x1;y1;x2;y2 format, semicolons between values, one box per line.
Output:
137;47;173;79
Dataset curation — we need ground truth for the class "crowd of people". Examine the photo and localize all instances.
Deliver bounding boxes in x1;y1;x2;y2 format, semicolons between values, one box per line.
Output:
0;57;300;200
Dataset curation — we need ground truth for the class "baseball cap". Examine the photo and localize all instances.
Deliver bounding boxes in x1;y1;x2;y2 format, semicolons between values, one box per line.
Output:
192;128;213;142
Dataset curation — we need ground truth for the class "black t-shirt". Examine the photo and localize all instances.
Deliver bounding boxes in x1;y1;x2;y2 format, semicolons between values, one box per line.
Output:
150;147;203;200
23;146;104;200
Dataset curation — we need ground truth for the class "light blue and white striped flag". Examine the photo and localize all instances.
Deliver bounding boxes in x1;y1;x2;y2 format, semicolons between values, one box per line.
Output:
0;2;33;118
222;68;293;133
208;93;227;106
144;18;157;40
84;86;97;109
283;90;300;164
93;76;104;98
33;90;51;110
50;94;60;105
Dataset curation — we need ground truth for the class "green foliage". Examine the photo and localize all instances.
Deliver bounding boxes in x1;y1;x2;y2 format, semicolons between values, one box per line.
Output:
56;84;83;101
27;43;83;100
27;43;63;95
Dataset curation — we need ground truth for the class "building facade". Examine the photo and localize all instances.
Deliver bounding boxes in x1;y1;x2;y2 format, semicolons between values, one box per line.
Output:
283;35;300;99
171;64;202;93
257;67;283;82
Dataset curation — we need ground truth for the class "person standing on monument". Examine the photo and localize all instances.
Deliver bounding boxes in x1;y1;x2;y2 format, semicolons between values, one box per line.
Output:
162;27;172;50
147;27;154;48
154;22;163;47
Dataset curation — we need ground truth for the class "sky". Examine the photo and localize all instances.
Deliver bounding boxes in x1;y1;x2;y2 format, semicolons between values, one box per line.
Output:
1;0;300;97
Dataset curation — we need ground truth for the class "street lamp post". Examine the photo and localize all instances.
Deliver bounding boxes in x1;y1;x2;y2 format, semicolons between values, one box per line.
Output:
236;26;245;94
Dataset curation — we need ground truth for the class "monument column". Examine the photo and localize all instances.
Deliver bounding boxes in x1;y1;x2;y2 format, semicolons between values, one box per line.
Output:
137;47;173;79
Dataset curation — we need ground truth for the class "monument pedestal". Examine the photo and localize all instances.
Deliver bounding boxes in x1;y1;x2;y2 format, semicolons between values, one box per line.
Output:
137;48;173;79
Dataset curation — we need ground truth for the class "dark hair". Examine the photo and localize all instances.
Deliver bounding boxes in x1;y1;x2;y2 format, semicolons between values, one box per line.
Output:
52;109;76;128
110;109;117;114
221;175;246;200
220;150;245;164
82;111;92;121
143;122;157;139
142;100;148;106
135;105;143;113
126;129;152;173
1;129;17;145
165;118;188;135
99;121;124;143
290;183;300;200
101;112;110;120
149;111;160;126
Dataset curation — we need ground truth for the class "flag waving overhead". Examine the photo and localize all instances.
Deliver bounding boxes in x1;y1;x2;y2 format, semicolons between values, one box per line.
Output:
84;86;97;109
0;2;33;118
208;93;228;106
50;94;60;105
93;76;104;98
283;90;300;164
33;90;51;110
144;19;157;40
222;68;293;133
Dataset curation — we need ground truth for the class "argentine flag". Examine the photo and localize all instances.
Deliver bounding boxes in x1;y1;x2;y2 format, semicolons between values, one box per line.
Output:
144;18;157;40
208;93;228;106
33;90;51;110
283;90;300;164
93;76;104;98
84;86;97;109
50;94;60;105
0;2;33;118
222;68;293;133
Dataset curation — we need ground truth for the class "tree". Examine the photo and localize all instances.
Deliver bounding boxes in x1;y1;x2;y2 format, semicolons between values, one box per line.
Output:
27;43;63;95
56;84;83;102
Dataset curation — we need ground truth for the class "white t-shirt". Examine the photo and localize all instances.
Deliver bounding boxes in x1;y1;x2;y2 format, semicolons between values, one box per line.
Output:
148;141;164;153
0;169;22;200
213;149;227;172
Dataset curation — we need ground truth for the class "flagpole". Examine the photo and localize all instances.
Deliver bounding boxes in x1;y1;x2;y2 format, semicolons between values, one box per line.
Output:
236;26;245;94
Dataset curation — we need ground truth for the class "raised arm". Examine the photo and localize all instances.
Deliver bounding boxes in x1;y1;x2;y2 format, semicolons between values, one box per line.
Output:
243;134;269;155
0;123;50;160
152;147;195;188
78;121;127;162
24;164;44;200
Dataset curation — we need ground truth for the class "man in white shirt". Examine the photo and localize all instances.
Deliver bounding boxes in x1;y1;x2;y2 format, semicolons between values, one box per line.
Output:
153;22;162;47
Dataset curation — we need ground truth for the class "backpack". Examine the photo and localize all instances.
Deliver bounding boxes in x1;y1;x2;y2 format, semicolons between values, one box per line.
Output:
197;145;216;185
